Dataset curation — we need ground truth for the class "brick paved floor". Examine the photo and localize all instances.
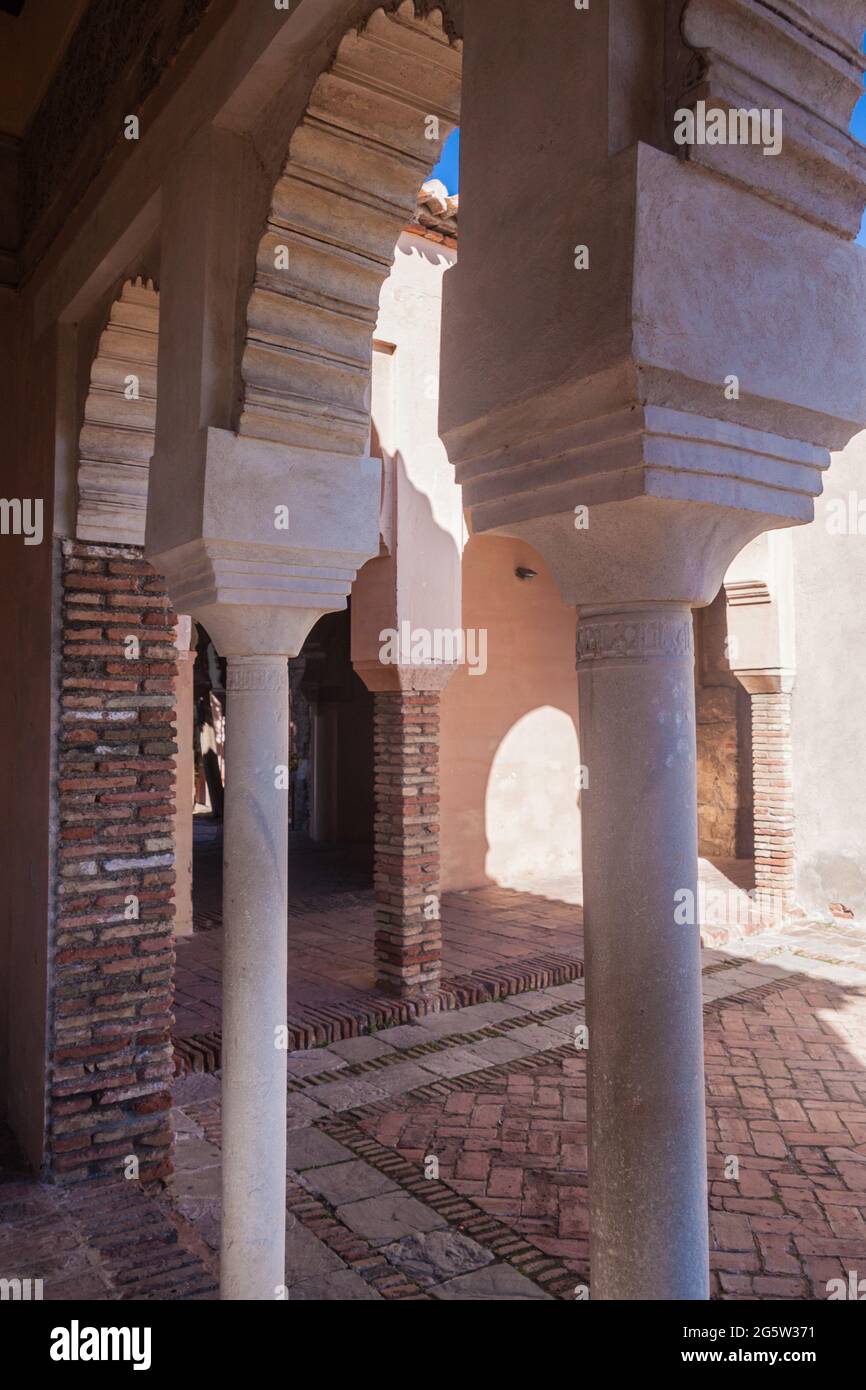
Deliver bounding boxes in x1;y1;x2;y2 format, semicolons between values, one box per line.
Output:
174;819;759;1044
174;817;583;1040
164;920;866;1299
3;916;865;1300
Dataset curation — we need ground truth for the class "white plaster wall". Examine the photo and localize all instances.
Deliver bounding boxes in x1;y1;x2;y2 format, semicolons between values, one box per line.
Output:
440;534;582;893
352;230;464;665
357;230;583;894
791;429;866;923
386;232;462;606
485;708;581;885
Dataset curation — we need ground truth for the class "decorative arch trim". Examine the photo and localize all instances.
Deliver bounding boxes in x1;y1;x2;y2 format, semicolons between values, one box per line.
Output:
76;276;160;547
239;2;461;456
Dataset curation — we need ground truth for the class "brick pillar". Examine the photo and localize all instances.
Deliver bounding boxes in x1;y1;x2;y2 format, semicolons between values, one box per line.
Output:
50;540;178;1181
747;680;795;918
372;688;443;996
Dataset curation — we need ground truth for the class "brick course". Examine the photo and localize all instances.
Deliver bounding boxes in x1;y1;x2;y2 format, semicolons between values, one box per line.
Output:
750;691;795;913
373;691;442;997
49;540;179;1181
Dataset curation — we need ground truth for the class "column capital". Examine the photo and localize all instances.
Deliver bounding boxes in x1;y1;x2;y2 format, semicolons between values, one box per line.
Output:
441;2;866;613
734;668;795;695
147;427;381;658
576;605;693;669
225;655;289;693
354;659;459;694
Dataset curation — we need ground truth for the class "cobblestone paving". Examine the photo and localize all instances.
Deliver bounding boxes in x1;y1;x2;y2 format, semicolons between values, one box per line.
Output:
2;919;865;1299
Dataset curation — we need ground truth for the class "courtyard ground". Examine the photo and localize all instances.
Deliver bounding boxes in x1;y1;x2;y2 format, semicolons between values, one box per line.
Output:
2;863;865;1300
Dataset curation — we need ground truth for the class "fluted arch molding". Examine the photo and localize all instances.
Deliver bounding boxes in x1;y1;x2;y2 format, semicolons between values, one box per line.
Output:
237;1;462;457
76;275;160;548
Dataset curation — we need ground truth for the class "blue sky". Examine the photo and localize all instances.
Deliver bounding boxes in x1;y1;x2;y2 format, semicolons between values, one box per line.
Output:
431;128;459;193
436;79;866;242
853;77;866;243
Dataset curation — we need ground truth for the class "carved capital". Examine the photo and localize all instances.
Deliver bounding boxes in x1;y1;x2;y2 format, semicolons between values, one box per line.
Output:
226;657;289;694
354;659;459;694
576;607;694;670
147;428;381;657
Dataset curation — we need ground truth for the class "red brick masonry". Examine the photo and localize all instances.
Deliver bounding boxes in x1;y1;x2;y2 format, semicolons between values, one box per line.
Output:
373;690;442;997
49;540;178;1181
751;691;795;913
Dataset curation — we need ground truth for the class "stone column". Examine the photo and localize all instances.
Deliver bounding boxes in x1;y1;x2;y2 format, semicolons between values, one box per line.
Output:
577;605;708;1300
146;120;383;1300
220;656;289;1301
172;616;196;937
148;430;380;1299
438;0;866;1302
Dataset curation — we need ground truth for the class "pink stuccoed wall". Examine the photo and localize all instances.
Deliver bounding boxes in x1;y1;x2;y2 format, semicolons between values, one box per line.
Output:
440;533;582;893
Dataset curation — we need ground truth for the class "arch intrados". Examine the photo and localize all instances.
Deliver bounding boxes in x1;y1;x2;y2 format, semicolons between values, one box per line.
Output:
237;1;462;456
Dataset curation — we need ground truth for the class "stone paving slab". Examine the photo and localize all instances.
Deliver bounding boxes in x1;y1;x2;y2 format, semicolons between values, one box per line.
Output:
505;989;568;1012
375;1023;442;1047
285;1217;347;1280
414;1047;490;1078
503;1022;568;1051
287;1268;383;1300
337;1192;448;1246
432;1264;555;1300
285;1128;356;1171
366;1061;437;1095
302;1159;398;1206
380;1230;494;1287
328;1036;398;1063
286;1048;350;1078
286;1093;330;1128
468;1036;538;1065
306;1078;390;1112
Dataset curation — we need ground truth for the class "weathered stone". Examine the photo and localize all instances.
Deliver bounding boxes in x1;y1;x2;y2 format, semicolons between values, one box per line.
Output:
381;1229;494;1288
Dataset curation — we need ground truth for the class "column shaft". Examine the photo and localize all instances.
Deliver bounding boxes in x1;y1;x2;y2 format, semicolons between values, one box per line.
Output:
221;656;289;1300
172;634;195;936
373;690;442;996
577;605;709;1300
